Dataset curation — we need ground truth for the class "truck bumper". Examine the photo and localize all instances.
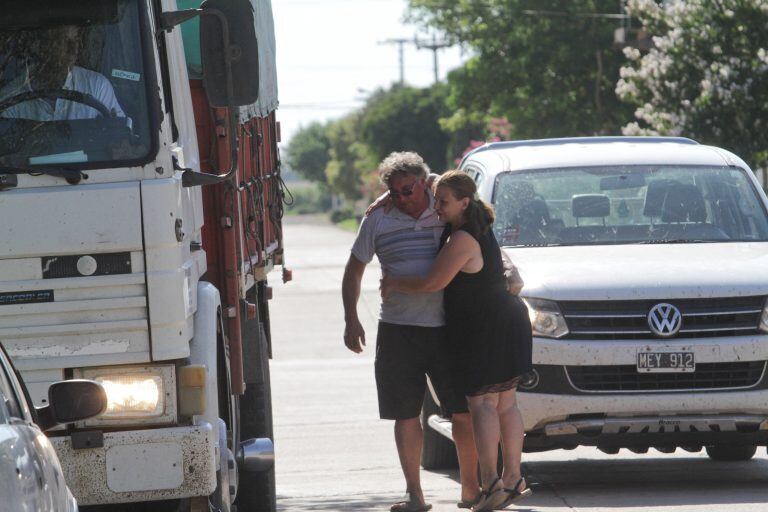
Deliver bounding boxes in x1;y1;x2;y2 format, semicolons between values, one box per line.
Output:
518;388;768;430
50;422;217;506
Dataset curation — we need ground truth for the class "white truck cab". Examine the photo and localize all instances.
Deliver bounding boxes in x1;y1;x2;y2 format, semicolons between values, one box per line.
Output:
0;0;282;509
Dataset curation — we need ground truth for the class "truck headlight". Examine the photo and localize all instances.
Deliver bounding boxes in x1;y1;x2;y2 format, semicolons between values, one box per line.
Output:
98;374;162;417
523;298;569;338
75;365;177;426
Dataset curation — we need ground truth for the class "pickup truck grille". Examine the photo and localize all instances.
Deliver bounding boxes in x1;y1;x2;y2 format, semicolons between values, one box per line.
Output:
560;296;765;340
567;361;766;392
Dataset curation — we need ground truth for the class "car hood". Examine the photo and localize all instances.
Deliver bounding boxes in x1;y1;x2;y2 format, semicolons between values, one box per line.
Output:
504;242;768;301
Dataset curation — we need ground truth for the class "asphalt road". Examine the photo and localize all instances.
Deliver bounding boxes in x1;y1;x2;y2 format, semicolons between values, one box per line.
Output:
269;214;768;512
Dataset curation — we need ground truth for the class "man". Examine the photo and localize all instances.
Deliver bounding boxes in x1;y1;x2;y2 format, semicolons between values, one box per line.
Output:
0;25;126;121
342;152;480;512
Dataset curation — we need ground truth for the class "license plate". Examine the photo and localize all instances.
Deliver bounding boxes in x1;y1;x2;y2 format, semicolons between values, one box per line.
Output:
637;348;695;373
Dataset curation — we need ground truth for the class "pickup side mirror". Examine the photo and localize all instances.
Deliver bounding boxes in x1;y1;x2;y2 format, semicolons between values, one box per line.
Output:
36;380;107;431
200;0;259;107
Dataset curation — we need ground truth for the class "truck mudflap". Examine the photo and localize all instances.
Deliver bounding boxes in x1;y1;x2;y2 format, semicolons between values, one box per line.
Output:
49;422;216;506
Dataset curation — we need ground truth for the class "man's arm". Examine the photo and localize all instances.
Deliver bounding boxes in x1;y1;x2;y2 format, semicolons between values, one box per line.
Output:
342;253;367;353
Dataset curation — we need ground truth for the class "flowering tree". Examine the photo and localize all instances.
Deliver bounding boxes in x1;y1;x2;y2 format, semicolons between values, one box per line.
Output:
454;117;513;165
617;0;768;170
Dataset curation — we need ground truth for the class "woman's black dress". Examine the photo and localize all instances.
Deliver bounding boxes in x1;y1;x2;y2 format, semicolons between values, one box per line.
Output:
440;225;533;396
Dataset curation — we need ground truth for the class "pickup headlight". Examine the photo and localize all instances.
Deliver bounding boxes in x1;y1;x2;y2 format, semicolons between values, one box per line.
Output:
760;299;768;333
75;365;177;426
523;298;569;338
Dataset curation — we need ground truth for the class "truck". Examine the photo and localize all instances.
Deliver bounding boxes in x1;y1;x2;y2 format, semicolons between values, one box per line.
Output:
0;0;285;510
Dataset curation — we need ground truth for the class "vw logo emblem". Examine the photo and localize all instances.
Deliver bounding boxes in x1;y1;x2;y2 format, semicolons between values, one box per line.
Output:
647;303;682;337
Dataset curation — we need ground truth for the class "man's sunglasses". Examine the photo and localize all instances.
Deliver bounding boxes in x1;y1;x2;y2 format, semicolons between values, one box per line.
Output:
389;184;416;199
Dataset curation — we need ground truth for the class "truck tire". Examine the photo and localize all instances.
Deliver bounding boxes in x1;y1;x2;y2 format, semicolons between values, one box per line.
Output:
234;321;276;512
420;389;458;470
705;444;757;461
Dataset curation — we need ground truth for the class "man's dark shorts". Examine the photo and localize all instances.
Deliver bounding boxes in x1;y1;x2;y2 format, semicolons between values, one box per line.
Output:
375;321;468;420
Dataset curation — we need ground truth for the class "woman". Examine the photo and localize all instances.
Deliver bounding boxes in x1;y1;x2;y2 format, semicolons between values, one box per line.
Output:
381;170;533;511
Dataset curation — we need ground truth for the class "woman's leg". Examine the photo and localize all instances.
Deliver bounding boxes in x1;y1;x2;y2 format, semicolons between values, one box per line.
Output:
497;387;526;490
466;393;501;490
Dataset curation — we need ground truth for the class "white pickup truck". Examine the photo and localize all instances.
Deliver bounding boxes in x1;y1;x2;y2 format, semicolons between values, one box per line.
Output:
423;136;768;466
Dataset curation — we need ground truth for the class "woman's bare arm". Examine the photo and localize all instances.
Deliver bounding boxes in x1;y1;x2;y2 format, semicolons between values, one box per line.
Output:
384;231;478;294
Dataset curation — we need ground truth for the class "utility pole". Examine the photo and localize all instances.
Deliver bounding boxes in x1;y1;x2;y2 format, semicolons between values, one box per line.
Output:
414;35;452;84
378;38;410;85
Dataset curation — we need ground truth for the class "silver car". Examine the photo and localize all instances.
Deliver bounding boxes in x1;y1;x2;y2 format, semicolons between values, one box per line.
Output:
0;344;106;511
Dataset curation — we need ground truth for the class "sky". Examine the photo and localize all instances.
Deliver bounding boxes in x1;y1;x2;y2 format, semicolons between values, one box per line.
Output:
271;0;468;146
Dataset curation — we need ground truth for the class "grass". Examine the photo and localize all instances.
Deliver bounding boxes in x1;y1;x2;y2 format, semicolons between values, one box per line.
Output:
338;218;360;232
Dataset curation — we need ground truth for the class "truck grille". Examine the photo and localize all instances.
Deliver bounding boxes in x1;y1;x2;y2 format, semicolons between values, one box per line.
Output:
566;361;766;392
560;296;764;340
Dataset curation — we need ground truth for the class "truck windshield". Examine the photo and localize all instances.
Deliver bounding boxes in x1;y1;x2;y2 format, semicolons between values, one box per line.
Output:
493;165;768;247
0;0;154;169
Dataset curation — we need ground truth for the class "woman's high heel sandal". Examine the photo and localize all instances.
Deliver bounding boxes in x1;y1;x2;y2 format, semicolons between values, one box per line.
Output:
471;477;507;511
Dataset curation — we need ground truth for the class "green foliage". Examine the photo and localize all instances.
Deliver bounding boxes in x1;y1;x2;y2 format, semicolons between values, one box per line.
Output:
324;113;378;201
284;122;331;184
617;0;768;170
337;217;361;232
360;84;451;172
408;0;634;140
330;207;356;224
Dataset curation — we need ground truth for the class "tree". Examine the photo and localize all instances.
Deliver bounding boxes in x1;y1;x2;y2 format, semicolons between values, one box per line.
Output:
407;0;634;141
284;122;330;184
360;84;451;172
617;0;768;170
324;113;378;202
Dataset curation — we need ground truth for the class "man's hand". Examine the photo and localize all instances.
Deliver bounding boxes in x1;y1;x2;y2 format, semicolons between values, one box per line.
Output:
500;248;524;295
379;273;394;299
505;265;524;295
344;317;366;353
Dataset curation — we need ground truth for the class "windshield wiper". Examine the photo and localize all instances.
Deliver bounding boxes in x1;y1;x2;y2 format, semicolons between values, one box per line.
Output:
636;239;712;244
0;165;88;185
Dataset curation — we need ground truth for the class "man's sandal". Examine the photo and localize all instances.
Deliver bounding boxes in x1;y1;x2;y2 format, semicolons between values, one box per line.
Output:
471;477;507;512
498;477;533;509
390;491;433;512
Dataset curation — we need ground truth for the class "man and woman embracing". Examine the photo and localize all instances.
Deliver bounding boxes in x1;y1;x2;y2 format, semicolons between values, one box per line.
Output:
342;152;533;511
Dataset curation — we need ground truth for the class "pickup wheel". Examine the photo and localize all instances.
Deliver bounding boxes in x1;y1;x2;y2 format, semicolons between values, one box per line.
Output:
420;389;458;470
705;444;757;461
235;321;276;512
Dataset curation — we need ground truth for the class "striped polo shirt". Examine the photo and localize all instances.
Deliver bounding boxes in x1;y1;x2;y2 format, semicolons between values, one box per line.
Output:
351;194;445;327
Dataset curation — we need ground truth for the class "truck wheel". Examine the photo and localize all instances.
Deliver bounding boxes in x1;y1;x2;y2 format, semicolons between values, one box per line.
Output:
420;389;459;470
234;322;276;512
705;444;757;461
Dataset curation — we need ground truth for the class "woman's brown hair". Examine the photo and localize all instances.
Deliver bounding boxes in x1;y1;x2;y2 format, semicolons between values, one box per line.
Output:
435;170;495;237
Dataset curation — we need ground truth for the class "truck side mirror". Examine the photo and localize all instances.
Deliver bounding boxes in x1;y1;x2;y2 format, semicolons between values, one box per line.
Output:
36;380;108;431
200;0;260;107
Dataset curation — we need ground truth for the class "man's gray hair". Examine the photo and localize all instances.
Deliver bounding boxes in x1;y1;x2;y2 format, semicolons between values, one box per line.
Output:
378;151;430;186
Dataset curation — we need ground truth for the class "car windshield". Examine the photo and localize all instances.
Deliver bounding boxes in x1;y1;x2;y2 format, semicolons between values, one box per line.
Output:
0;0;153;169
492;165;768;247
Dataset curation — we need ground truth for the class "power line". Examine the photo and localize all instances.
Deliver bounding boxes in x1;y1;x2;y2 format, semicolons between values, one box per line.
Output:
379;35;453;85
521;9;629;19
414;35;451;84
378;38;410;85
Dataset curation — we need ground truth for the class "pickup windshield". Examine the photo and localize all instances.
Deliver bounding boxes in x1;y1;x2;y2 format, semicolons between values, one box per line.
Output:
0;0;153;169
493;165;768;247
